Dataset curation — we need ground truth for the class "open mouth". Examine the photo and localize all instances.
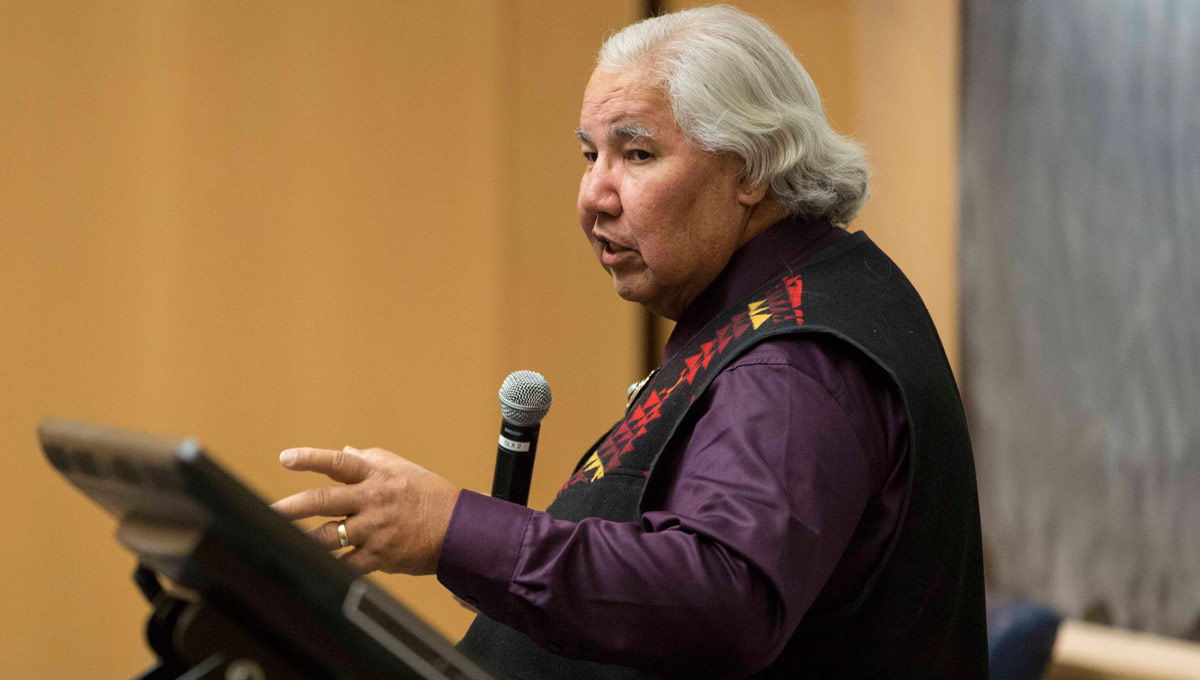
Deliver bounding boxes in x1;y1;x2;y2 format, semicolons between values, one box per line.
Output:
597;236;631;253
598;237;636;267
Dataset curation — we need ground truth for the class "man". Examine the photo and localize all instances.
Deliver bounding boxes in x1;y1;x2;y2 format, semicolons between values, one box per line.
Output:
273;7;988;678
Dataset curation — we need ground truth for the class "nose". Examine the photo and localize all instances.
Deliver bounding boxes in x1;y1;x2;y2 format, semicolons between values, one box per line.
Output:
577;156;621;221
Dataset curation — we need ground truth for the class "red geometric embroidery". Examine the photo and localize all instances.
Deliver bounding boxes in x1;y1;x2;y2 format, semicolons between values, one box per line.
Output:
730;311;751;338
564;465;589;488
784;274;805;324
766;286;793;322
559;271;807;492
683;354;703;385
700;341;717;369
715;324;735;352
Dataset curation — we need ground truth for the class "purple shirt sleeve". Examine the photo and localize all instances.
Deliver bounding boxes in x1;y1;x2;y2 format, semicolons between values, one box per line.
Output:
437;336;907;677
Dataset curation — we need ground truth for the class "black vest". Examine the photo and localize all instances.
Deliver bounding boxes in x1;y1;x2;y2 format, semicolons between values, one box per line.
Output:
460;233;988;679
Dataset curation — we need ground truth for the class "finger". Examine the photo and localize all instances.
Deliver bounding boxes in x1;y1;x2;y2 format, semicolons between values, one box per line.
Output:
340;547;381;575
309;519;357;551
280;447;371;484
343;445;359;453
271;484;361;519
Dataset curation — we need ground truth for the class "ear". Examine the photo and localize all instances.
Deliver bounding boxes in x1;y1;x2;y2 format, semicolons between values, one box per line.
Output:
736;178;770;207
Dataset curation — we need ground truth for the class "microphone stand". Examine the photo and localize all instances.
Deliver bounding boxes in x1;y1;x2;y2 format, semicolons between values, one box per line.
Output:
131;563;319;680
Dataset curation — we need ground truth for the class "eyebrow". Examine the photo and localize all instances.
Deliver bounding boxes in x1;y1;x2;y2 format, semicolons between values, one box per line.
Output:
575;123;654;145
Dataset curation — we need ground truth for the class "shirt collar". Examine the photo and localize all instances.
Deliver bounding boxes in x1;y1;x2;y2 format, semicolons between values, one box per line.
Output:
663;214;845;360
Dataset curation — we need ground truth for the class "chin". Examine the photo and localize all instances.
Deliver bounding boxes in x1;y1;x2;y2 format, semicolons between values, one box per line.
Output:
612;276;650;304
612;280;675;319
612;280;642;303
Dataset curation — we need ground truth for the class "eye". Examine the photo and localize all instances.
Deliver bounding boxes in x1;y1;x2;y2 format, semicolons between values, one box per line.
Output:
582;151;598;163
627;149;652;162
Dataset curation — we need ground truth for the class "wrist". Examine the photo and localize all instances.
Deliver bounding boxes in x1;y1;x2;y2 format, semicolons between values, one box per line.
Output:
427;485;462;572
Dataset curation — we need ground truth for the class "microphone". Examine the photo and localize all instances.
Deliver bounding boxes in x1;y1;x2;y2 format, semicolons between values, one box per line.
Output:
491;370;552;506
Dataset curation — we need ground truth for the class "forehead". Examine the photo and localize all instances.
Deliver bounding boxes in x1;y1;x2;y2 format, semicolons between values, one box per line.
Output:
579;68;679;136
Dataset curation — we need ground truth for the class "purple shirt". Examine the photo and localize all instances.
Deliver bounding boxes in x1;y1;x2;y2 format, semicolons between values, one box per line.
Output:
437;217;910;677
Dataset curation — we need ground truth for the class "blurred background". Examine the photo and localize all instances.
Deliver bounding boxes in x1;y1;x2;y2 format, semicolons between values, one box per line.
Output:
0;1;1195;678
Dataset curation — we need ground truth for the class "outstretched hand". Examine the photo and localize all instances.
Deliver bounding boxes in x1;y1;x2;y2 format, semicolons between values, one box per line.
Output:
270;446;461;576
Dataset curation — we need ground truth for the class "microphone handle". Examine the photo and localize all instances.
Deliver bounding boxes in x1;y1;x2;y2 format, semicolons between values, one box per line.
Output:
492;420;540;506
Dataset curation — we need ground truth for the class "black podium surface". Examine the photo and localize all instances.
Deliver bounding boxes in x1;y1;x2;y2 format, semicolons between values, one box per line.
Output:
39;417;493;680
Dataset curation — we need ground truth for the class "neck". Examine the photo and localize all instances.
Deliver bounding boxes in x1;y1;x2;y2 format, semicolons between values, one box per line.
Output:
737;200;790;250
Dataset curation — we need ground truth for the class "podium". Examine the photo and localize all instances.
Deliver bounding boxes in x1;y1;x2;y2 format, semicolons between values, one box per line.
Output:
38;418;493;680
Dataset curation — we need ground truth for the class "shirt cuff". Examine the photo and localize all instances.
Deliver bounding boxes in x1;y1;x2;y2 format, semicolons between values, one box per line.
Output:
436;489;533;618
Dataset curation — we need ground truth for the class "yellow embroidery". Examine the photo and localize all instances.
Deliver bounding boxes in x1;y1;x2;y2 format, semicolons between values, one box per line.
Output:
748;299;771;329
582;451;605;482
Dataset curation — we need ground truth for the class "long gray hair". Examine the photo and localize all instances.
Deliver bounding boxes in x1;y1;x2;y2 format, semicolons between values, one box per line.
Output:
597;5;869;225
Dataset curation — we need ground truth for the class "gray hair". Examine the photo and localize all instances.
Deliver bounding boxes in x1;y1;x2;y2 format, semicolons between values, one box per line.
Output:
597;5;869;224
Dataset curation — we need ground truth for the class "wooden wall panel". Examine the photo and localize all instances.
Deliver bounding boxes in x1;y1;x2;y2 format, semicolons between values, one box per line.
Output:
0;1;638;677
852;0;961;370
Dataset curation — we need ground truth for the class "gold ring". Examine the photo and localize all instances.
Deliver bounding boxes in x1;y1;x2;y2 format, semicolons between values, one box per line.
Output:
337;519;350;548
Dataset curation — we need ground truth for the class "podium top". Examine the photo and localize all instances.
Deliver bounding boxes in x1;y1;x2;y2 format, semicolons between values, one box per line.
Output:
39;417;493;680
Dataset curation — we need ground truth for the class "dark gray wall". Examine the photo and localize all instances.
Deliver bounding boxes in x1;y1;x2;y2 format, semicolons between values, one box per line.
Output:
961;0;1200;637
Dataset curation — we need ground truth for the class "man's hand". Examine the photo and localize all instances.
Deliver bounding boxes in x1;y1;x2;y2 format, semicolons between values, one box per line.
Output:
271;446;461;576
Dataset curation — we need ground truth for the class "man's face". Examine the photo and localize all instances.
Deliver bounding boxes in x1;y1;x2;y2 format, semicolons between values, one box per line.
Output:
576;68;756;320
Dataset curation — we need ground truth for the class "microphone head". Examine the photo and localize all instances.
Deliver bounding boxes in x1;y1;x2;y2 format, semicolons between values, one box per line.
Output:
499;370;552;426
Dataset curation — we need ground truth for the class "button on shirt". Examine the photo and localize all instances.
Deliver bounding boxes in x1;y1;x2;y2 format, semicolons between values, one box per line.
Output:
437;216;910;678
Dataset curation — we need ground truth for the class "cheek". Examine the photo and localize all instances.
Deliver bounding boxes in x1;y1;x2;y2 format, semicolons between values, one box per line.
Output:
633;208;696;279
624;177;681;236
